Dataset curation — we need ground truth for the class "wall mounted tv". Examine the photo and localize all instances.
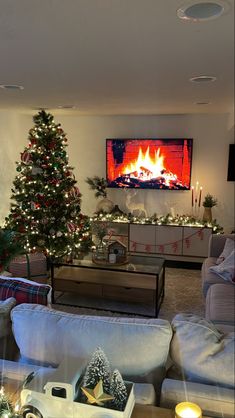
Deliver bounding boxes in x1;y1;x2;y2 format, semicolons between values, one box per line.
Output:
106;138;193;190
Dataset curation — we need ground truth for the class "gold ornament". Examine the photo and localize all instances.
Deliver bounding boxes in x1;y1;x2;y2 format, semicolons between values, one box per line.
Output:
81;379;114;406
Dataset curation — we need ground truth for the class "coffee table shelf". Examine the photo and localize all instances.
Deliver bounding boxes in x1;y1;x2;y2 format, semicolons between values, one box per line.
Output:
51;254;165;317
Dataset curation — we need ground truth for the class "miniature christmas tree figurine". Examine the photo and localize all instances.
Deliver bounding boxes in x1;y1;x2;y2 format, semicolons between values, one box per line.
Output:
110;369;128;411
0;385;14;416
82;347;111;393
5;110;91;259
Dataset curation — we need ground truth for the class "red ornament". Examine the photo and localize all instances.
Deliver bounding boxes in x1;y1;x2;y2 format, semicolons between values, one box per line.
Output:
48;140;56;149
18;225;26;233
69;186;80;198
30;138;37;145
21;151;32;164
67;222;77;232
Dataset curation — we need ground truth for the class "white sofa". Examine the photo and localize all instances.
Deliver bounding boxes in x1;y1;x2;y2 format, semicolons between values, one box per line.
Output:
0;302;234;417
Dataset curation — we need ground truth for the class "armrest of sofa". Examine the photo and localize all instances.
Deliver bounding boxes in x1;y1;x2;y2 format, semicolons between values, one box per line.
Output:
160;378;235;418
208;234;234;258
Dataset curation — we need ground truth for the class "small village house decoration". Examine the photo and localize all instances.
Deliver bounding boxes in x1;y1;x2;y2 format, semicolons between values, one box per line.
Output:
107;240;127;264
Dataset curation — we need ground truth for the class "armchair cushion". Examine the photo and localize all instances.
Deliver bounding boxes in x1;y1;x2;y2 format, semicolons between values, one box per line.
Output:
0;276;51;306
216;238;235;264
209;250;235;283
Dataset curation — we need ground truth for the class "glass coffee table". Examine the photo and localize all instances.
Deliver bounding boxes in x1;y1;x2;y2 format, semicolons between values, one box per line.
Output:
51;254;165;317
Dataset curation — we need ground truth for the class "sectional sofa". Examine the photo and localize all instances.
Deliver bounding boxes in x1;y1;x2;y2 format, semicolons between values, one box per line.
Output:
0;233;234;417
0;299;234;418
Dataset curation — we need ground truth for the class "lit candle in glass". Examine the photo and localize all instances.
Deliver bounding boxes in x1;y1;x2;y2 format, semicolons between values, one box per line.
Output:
175;402;202;418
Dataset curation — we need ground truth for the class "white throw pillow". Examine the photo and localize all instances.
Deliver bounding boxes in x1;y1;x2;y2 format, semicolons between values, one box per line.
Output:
210;250;235;283
171;314;235;389
216;238;235;264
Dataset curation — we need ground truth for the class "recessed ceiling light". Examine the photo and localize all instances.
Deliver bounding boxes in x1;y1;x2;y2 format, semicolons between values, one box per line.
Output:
57;105;76;109
190;75;217;82
0;84;24;90
194;101;212;105
177;1;228;21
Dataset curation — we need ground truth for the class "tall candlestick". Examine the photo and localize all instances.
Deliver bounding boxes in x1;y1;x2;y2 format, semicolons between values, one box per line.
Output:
191;186;194;207
195;181;199;207
198;187;202;207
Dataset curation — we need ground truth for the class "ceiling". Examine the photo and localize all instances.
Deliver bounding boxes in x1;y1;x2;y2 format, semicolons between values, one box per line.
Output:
0;0;234;115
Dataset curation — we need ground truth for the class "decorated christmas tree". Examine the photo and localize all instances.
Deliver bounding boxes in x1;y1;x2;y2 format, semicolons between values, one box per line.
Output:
82;347;111;393
110;369;128;411
5;110;91;259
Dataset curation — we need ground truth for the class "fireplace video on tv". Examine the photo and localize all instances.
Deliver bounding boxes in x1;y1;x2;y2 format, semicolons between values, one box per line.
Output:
106;138;193;190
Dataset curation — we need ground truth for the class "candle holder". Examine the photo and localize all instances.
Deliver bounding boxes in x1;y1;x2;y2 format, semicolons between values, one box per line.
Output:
175;402;202;418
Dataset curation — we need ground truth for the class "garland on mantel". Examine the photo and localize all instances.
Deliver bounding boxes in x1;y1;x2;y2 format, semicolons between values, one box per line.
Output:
91;212;223;233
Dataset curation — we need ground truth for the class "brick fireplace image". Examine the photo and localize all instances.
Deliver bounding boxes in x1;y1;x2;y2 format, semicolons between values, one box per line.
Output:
106;138;193;190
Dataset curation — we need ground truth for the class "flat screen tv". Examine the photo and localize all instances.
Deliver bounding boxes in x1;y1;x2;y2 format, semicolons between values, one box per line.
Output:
227;144;235;181
106;138;193;190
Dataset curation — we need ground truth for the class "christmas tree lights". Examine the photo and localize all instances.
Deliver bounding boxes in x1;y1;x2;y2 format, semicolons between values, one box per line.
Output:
5;110;92;259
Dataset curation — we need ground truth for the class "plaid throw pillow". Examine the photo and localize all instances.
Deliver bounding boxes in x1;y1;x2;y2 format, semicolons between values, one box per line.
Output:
0;277;50;306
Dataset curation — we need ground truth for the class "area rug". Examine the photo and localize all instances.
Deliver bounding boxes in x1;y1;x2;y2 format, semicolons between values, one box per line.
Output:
52;267;205;322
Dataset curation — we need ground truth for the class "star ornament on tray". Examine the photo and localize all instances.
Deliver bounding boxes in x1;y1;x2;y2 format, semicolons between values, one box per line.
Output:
81;379;114;406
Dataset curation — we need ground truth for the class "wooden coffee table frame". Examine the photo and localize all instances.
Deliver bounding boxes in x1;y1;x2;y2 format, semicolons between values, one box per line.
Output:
51;255;165;317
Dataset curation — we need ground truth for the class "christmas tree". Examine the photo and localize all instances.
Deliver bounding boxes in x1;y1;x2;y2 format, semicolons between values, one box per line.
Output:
5;110;91;259
82;347;111;393
110;369;128;411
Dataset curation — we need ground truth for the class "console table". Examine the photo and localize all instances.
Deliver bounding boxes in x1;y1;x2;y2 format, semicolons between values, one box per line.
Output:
100;222;213;262
51;254;165;317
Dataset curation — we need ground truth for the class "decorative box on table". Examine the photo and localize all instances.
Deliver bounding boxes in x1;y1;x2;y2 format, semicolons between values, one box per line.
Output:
8;253;48;283
78;381;135;418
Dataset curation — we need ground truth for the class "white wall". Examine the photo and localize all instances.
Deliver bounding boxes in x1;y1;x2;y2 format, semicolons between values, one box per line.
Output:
0;112;234;233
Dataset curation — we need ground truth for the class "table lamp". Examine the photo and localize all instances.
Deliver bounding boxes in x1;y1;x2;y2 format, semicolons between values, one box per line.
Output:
175;402;202;418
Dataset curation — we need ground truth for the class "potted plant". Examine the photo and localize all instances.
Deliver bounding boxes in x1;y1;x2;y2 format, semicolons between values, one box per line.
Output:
202;193;217;222
86;176;114;214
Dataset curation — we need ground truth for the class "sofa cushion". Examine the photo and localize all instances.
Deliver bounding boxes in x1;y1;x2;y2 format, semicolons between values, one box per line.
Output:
0;297;16;338
170;314;235;389
0;276;51;306
161;378;235;418
205;283;235;327
11;304;172;387
201;257;230;296
209;250;235;283
216;238;235;264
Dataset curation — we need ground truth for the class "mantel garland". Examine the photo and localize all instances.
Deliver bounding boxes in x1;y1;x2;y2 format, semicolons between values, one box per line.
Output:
91;212;223;232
